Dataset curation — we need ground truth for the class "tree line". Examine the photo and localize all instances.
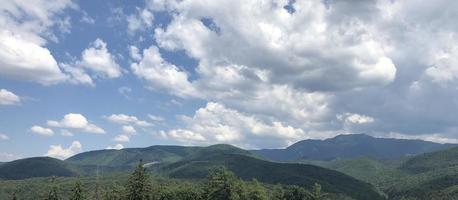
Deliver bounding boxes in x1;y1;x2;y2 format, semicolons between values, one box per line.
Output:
13;161;328;200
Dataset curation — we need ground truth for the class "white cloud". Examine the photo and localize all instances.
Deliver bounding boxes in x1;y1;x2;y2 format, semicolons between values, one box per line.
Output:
148;114;164;122
129;46;142;61
30;125;54;136
0;134;9;140
106;144;124;150
78;38;123;78
0;31;67;85
81;11;95;24
0;0;74;85
385;132;458;144
0;89;21;105
162;102;305;148
114;134;130;142
153;0;396;92
47;113;105;134
106;114;152;127
127;8;154;35
131;45;198;98
60;63;94;86
337;113;375;124
45;141;82;159
60;129;73;136
122;125;136;135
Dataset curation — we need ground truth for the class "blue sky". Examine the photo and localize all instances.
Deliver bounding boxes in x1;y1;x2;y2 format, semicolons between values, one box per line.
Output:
1;0;458;160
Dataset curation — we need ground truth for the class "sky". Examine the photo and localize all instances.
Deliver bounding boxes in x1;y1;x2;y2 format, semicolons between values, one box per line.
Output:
1;0;458;161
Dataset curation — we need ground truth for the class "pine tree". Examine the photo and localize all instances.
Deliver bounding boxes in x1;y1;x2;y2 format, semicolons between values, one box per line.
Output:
69;179;85;200
11;191;18;200
126;160;152;200
44;177;60;200
205;167;244;200
103;183;124;200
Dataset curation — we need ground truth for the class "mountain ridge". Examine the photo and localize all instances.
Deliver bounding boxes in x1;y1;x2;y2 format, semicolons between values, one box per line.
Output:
252;134;456;161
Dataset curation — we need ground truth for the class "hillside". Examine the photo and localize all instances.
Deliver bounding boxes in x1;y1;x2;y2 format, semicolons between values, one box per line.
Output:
159;145;384;200
401;146;458;173
253;134;455;161
66;145;201;168
0;157;77;180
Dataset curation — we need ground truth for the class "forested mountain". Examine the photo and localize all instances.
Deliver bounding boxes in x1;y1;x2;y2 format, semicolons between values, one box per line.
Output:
0;157;77;180
252;134;455;161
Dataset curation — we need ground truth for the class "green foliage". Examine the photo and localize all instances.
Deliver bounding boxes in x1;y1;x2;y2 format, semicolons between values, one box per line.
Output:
126;160;153;200
103;183;124;200
283;185;309;200
307;183;327;200
69;179;85;200
44;177;60;200
245;179;269;200
204;167;245;200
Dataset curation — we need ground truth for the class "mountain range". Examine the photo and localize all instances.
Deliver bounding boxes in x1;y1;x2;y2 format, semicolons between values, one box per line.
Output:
1;134;458;200
252;134;455;161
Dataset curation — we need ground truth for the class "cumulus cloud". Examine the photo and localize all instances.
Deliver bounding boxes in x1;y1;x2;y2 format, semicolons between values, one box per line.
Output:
337;113;375;124
78;38;123;78
122;125;136;135
47;113;105;134
30;125;54;136
45;141;82;159
0;134;9;140
0;31;67;85
161;102;305;148
127;8;154;35
106;144;124;150
0;0;73;85
152;0;396;92
0;89;21;105
131;45;198;98
106;114;152;127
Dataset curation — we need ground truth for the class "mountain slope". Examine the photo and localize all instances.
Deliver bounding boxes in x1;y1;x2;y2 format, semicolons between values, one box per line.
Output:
0;157;77;180
66;145;201;168
253;134;455;161
159;145;384;200
401;146;458;173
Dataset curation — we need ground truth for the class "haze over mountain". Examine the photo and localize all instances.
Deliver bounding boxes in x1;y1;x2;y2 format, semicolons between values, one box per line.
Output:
252;134;456;161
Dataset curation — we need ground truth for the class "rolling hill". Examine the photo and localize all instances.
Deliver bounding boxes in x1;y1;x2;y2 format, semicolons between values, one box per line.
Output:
158;144;384;200
0;157;77;180
252;134;455;161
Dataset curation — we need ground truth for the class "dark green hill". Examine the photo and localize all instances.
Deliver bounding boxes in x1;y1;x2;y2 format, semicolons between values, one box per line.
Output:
159;146;384;200
401;146;458;173
0;157;77;180
253;134;455;161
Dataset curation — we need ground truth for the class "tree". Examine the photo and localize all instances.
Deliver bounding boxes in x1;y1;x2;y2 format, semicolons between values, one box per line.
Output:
126;160;153;200
11;191;18;200
272;184;286;200
103;183;124;200
283;185;308;200
245;179;268;200
205;167;244;200
69;179;85;200
44;177;60;200
307;183;327;200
